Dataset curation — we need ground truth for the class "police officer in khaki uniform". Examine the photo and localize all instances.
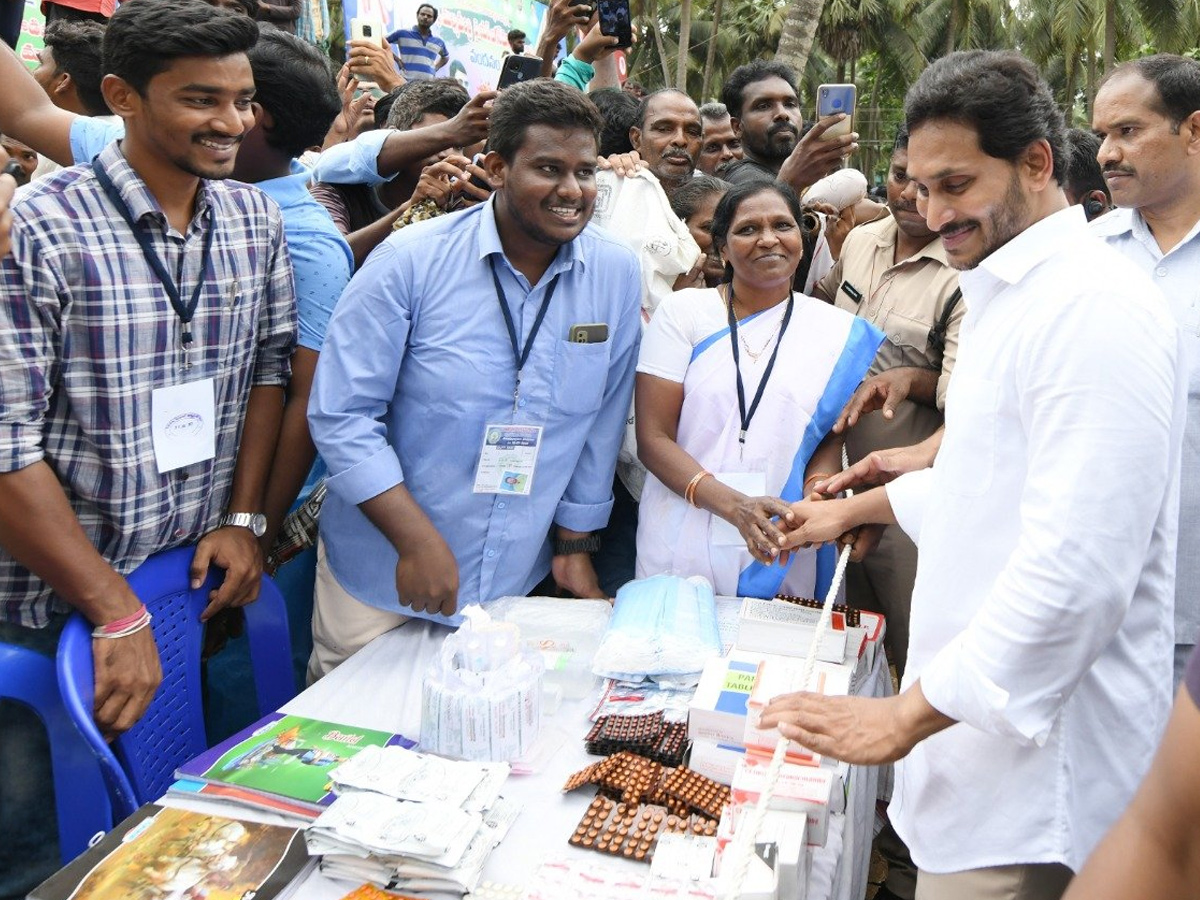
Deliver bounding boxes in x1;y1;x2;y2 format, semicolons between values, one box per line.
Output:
813;124;961;676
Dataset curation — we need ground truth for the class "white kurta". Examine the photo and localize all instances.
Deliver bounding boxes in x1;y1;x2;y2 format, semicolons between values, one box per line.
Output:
1092;207;1200;648
885;206;1184;873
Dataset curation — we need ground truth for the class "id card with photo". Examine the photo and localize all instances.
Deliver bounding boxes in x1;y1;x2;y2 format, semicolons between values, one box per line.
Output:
473;424;543;495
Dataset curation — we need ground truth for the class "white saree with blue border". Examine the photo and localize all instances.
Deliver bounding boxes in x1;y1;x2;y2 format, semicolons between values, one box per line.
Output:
636;291;884;599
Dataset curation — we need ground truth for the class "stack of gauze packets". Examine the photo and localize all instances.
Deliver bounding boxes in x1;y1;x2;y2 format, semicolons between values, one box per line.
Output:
306;744;519;895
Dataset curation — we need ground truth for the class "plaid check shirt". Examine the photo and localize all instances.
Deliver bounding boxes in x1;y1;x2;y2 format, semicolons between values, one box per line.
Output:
0;142;297;628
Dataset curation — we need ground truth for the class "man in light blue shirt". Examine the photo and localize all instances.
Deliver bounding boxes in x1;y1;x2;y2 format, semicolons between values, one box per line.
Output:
1092;54;1200;689
307;79;641;678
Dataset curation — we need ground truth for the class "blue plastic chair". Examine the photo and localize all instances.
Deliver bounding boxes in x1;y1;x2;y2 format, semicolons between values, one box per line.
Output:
0;641;113;862
56;546;297;819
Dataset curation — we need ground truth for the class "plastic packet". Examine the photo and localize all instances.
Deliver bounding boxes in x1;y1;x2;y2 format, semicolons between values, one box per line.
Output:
421;605;543;762
591;575;721;681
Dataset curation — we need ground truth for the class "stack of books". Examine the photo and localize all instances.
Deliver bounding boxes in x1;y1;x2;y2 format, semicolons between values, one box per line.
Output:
169;712;417;826
168;714;517;895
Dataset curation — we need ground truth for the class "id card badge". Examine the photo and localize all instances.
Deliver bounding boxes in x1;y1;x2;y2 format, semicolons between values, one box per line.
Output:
151;378;216;474
710;469;768;546
473;424;543;495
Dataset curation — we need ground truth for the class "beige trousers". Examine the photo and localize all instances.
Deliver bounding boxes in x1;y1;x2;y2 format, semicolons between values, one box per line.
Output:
916;863;1073;900
307;539;409;684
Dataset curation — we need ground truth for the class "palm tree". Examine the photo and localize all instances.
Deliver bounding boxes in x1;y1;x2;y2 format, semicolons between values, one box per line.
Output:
677;0;694;88
775;0;828;75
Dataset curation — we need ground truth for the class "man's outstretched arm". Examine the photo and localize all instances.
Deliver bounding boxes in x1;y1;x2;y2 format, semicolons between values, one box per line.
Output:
0;42;78;167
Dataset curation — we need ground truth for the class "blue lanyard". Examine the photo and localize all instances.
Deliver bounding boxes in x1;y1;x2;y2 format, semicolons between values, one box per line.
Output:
93;164;215;360
726;286;794;445
489;257;560;412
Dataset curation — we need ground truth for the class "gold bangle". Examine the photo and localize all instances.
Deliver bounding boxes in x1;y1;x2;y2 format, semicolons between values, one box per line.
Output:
684;470;713;507
803;472;835;492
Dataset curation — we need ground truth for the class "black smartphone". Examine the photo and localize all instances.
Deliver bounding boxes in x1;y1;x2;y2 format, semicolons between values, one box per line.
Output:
597;0;632;49
497;54;543;90
570;323;609;344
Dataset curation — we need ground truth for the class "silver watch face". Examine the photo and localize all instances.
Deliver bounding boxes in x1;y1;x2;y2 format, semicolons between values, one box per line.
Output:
223;512;267;538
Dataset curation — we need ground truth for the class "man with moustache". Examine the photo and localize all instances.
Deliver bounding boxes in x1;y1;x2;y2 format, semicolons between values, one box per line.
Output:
0;1;295;893
696;101;742;176
765;50;1183;900
589;88;703;593
1091;54;1200;688
306;80;640;678
718;59;857;193
593;88;703;319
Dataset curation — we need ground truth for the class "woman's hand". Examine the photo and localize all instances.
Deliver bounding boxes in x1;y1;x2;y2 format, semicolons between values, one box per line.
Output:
730;495;796;563
778;496;855;551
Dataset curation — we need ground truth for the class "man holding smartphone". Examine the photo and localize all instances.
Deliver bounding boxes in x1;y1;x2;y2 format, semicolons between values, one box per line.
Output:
719;60;857;194
307;80;641;679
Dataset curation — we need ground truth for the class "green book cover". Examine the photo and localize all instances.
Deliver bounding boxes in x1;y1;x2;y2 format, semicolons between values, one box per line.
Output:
176;712;415;811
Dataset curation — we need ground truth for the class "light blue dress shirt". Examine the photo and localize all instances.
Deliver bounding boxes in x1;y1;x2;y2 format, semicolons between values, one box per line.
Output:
308;197;641;625
1093;206;1200;647
310;129;393;187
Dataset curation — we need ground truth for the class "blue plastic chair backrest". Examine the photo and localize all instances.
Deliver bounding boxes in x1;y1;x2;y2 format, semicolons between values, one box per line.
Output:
0;641;113;862
56;546;296;818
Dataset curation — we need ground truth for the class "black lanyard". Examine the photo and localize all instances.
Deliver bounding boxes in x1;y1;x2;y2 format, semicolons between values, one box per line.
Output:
93;164;215;358
489;257;560;412
727;286;794;445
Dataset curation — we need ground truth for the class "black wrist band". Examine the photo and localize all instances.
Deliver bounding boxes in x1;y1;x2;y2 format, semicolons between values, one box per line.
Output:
554;535;602;556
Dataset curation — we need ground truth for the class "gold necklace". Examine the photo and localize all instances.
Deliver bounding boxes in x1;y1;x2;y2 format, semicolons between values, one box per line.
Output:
727;289;786;363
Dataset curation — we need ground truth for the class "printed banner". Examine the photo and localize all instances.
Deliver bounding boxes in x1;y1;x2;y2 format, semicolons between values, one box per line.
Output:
344;0;548;94
16;0;45;71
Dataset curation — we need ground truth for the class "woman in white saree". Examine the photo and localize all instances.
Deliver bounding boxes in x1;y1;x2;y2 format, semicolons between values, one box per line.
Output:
635;181;883;599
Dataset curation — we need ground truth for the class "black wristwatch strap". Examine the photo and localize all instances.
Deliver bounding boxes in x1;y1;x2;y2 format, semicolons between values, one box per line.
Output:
553;535;602;556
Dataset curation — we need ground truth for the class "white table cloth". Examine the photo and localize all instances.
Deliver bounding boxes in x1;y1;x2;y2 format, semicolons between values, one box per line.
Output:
250;613;890;900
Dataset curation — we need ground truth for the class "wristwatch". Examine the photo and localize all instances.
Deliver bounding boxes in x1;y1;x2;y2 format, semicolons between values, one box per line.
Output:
553;534;602;556
217;512;268;538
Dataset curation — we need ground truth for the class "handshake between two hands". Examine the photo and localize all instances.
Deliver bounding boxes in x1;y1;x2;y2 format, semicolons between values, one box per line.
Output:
744;490;883;568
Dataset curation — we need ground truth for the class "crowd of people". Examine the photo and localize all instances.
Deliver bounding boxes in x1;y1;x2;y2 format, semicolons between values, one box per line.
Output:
1;1;1199;899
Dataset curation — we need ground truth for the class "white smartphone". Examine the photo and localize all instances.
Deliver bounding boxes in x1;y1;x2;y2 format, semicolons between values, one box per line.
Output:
350;17;385;44
816;83;857;140
349;18;386;87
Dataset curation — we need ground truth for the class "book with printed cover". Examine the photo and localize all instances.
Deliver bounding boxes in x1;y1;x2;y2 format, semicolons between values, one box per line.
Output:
175;712;416;815
29;804;311;900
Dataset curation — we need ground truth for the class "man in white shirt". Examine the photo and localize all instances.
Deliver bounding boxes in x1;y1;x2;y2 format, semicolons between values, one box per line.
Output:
761;50;1184;900
590;89;701;593
1090;54;1200;689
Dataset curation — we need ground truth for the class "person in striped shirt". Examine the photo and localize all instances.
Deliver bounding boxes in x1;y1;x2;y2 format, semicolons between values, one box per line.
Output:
386;4;448;81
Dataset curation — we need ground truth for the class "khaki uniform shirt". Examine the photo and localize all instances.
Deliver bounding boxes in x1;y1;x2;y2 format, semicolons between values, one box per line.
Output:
814;215;962;461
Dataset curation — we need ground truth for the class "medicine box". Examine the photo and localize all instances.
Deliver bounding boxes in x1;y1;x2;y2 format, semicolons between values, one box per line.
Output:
735;598;847;663
687;738;746;786
738;652;852;765
730;756;835;847
688;656;759;746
